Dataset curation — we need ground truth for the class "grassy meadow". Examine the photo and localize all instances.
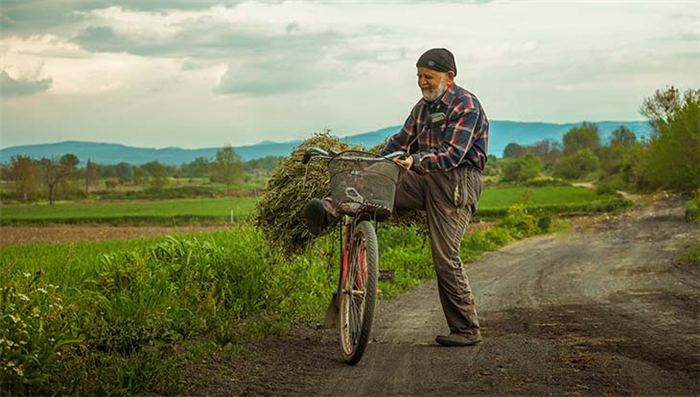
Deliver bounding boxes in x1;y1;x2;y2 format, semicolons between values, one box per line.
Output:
0;185;630;226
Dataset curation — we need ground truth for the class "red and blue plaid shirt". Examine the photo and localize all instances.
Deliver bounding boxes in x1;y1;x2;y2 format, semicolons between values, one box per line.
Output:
380;83;489;172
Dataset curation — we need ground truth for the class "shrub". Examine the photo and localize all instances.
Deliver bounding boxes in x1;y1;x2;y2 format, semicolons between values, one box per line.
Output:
554;149;600;180
500;154;542;183
496;203;538;239
537;215;552;232
595;180;618;196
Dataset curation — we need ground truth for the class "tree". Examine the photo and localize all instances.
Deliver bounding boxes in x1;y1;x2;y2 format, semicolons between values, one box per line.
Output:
609;126;637;147
144;161;169;190
84;158;98;196
501;154;542;182
503;143;524;159
9;155;38;200
562;122;601;155
640;88;700;193
41;154;79;204
115;162;134;184
554;149;600;180
182;157;213;178
212;145;245;195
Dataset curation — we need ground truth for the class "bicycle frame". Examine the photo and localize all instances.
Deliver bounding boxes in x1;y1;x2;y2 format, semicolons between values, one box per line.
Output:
338;214;372;303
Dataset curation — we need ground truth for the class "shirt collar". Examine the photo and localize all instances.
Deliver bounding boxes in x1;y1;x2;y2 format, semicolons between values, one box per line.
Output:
440;83;458;107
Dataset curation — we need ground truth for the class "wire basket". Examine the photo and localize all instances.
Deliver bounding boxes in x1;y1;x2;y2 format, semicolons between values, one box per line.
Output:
328;151;402;217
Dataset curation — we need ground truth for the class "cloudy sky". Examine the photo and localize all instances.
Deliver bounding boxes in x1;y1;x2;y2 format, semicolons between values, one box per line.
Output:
0;0;698;149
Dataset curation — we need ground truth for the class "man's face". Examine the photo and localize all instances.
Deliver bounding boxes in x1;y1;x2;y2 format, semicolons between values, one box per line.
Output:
417;67;454;102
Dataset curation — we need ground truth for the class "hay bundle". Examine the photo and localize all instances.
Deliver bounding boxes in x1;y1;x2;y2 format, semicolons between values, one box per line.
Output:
254;131;426;254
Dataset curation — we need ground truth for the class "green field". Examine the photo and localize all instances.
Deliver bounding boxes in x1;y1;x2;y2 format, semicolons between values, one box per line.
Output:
476;185;629;217
0;197;257;225
0;185;630;225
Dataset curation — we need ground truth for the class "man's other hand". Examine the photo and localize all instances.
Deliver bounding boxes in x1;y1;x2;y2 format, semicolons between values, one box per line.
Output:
394;155;414;171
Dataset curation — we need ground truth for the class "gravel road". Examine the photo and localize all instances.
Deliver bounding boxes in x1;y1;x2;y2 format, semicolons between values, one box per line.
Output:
186;195;700;396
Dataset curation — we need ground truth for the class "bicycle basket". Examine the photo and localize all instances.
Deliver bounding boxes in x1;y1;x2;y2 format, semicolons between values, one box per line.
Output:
328;151;402;217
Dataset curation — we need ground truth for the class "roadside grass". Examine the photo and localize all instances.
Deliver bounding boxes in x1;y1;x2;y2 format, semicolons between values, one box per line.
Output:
678;244;700;266
0;200;570;396
0;185;631;226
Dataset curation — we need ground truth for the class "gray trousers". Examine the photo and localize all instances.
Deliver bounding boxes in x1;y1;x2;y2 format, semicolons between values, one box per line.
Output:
394;166;482;336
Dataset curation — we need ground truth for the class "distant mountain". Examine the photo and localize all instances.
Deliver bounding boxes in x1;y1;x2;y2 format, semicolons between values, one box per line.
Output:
0;120;651;165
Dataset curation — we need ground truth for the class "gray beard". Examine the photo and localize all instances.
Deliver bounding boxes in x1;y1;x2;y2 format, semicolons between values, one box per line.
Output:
421;77;448;102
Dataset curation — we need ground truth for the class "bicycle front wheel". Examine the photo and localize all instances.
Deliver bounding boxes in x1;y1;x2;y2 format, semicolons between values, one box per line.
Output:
339;220;378;365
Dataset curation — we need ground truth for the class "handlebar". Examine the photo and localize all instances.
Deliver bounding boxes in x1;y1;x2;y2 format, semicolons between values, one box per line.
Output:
302;146;407;164
302;147;331;164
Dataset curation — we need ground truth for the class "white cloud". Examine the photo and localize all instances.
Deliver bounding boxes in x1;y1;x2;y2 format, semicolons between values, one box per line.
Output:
0;0;698;149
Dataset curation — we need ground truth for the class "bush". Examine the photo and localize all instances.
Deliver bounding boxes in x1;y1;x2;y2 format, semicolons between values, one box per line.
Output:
639;88;700;194
496;203;538;239
595;180;618;196
554;149;600;180
537;215;552;232
522;177;571;187
500;154;542;183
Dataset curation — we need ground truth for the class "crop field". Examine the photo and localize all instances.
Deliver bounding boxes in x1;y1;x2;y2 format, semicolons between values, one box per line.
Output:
0;197;257;225
476;185;629;217
0;185;630;226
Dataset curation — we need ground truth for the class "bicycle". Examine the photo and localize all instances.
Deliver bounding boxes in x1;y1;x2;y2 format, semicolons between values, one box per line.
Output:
303;147;406;365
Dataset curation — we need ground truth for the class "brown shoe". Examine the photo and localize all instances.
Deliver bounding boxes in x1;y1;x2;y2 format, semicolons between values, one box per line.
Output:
435;332;482;347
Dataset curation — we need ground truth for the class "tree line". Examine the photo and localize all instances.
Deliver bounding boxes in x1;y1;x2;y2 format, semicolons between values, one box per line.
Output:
1;146;283;204
490;86;699;195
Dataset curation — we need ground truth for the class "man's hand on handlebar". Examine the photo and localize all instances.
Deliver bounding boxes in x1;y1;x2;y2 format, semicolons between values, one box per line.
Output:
393;155;413;171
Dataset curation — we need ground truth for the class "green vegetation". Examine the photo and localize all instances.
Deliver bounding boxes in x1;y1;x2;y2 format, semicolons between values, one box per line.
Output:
0;146;281;204
501;153;542;182
0;185;629;226
0;197;257;225
1;201;558;395
475;185;631;219
678;244;700;266
494;87;698;200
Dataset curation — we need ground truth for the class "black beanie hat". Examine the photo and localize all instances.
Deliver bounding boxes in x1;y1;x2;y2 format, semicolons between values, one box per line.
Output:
416;48;457;76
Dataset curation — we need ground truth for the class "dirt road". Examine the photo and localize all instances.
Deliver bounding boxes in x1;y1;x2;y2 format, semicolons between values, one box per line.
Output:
190;196;700;396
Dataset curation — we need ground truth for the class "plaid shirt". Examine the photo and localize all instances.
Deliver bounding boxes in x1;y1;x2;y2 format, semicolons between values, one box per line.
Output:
380;83;489;172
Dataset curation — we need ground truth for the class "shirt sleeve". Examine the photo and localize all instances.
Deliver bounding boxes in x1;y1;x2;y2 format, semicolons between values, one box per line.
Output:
414;105;479;172
379;111;416;157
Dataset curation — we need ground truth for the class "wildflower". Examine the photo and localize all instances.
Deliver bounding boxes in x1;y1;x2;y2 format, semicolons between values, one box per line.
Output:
17;293;30;302
23;273;31;278
37;288;48;294
13;366;24;377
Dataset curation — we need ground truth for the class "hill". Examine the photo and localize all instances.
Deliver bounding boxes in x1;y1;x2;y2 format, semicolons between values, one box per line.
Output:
0;120;650;165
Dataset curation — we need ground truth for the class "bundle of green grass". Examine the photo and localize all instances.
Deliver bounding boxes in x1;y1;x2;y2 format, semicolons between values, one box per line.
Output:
254;131;426;254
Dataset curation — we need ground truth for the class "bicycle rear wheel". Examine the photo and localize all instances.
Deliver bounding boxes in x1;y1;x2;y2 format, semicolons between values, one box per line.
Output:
339;220;378;365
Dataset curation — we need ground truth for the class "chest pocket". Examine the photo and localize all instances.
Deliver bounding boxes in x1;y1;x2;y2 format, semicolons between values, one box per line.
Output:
428;111;447;147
